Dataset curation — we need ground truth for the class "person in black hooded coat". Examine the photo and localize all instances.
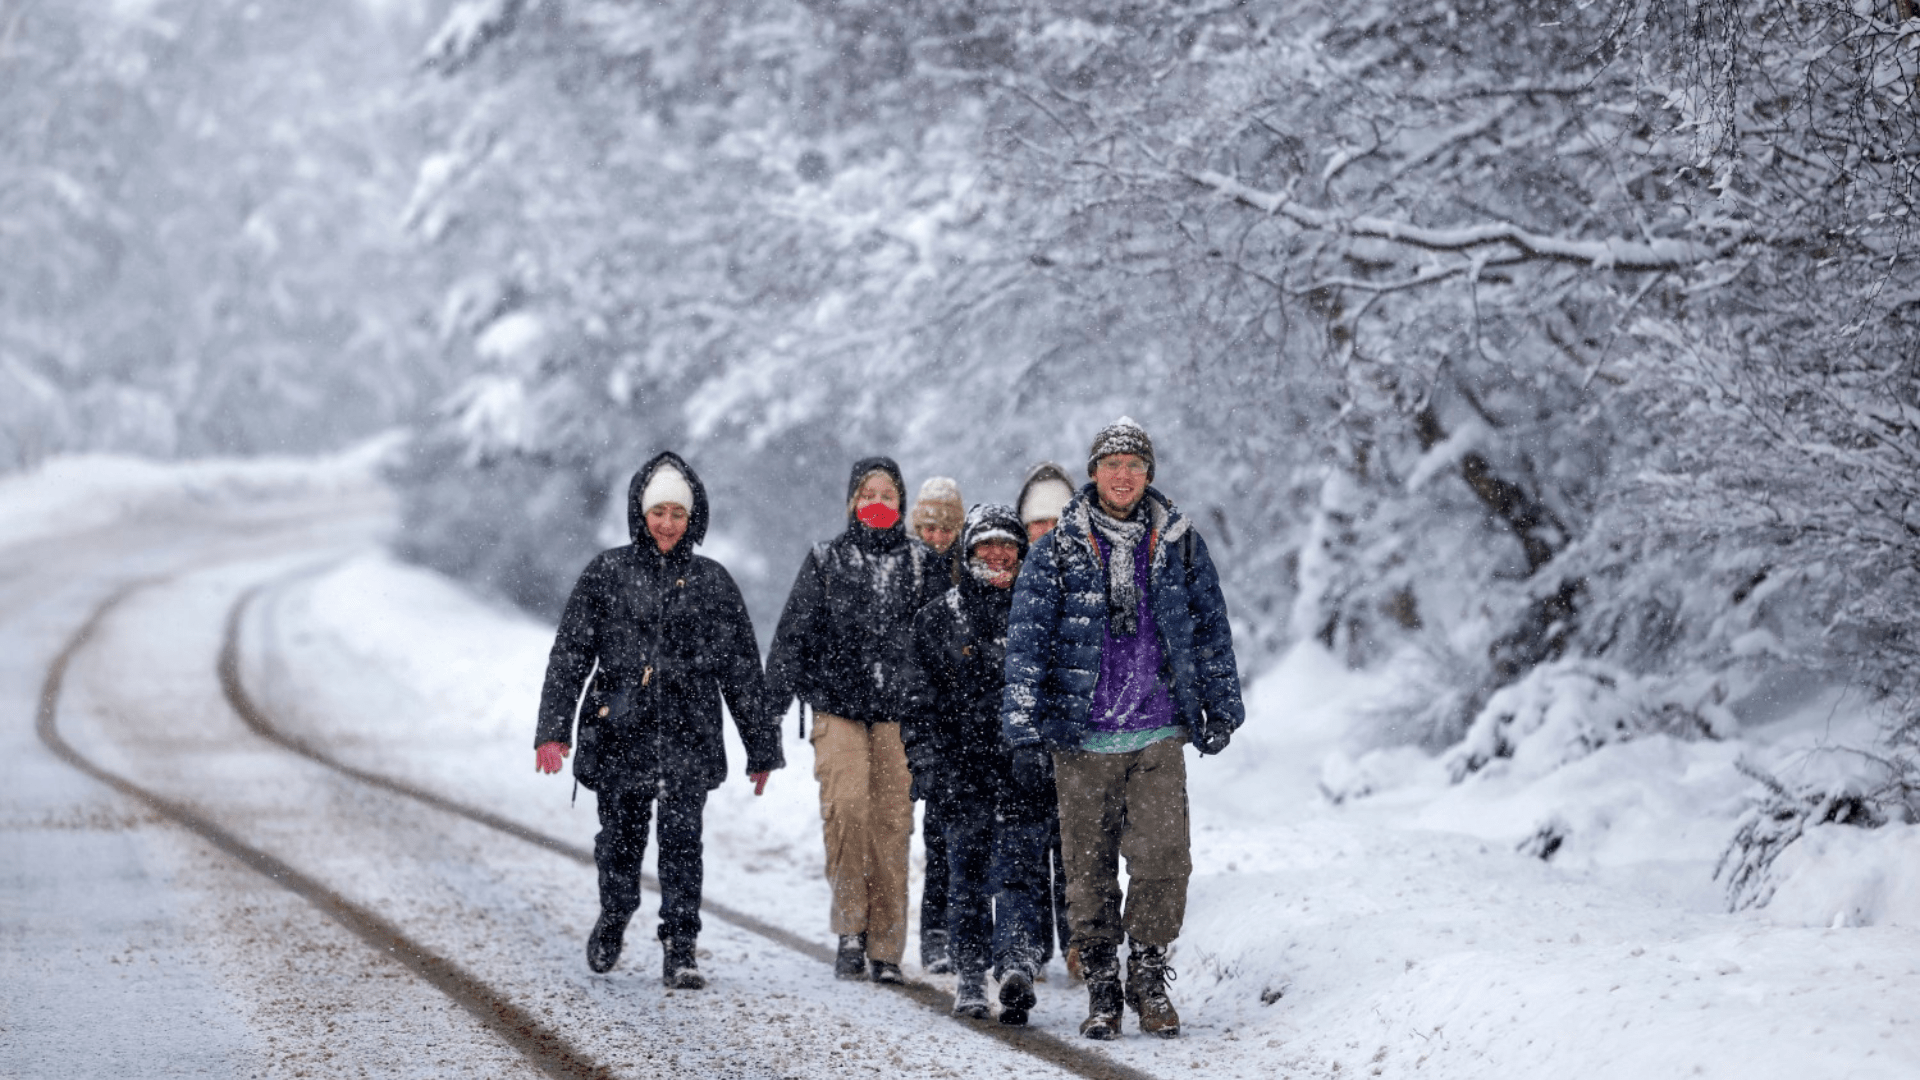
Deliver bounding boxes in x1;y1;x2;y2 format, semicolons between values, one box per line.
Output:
899;503;1052;1023
534;451;784;987
766;456;943;983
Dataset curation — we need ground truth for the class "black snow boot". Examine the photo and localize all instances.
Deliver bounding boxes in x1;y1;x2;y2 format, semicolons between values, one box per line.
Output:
870;959;905;984
587;912;629;974
952;972;990;1020
1078;944;1123;1040
835;933;868;980
662;937;705;990
1125;942;1180;1038
921;928;952;974
997;965;1037;1027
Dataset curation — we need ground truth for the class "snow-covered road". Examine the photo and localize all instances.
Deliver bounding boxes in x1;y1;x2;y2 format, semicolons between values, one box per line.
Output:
6;454;1920;1079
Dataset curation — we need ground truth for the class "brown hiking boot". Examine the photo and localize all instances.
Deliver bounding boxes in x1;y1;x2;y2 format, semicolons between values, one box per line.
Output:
1078;945;1123;1040
1064;944;1084;982
1126;942;1180;1038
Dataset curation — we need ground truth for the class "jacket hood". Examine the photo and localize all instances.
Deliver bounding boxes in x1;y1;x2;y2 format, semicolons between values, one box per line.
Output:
962;502;1028;560
628;450;709;548
1017;461;1075;524
844;455;909;534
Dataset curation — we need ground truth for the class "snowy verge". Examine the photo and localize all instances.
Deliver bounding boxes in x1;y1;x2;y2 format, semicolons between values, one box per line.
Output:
0;435;402;553
253;548;1920;1078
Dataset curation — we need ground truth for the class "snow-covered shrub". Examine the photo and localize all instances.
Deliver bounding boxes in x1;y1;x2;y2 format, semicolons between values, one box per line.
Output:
1716;757;1920;913
1443;660;1736;784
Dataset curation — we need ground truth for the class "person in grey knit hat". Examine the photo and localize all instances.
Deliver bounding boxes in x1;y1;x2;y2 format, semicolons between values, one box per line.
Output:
1001;415;1245;1040
1084;418;1155;481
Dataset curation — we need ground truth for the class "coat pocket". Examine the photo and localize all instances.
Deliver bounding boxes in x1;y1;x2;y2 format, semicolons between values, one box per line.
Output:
573;689;632;792
573;716;603;792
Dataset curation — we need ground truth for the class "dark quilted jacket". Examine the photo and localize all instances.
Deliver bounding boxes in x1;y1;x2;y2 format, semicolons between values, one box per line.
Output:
534;451;784;792
899;503;1030;802
1000;483;1245;751
765;457;944;728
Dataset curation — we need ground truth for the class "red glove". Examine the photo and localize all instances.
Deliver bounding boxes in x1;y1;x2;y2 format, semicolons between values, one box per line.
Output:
749;771;770;796
536;742;569;775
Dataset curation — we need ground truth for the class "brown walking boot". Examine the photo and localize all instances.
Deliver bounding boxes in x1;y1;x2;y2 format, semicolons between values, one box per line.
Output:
1125;942;1181;1038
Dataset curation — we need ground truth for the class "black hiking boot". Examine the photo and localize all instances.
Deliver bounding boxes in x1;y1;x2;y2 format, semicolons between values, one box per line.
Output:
586;912;628;974
921;928;952;974
952;971;990;1019
1078;944;1123;1040
835;933;868;980
870;959;905;984
1126;942;1180;1038
662;937;705;990
997;966;1037;1026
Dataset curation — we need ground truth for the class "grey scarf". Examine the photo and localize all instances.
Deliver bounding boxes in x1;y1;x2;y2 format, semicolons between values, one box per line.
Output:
1088;504;1148;635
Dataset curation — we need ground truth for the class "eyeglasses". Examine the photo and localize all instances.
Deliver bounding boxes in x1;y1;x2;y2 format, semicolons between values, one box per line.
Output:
1095;458;1148;477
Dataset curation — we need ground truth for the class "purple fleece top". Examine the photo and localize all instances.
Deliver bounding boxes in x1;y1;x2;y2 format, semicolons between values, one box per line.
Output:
1086;530;1175;734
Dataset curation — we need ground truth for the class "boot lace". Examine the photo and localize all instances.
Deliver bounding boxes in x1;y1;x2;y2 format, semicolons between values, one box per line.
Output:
1139;951;1177;1001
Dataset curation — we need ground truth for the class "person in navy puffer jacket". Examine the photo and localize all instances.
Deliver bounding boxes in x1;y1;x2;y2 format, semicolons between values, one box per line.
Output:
1000;417;1245;1041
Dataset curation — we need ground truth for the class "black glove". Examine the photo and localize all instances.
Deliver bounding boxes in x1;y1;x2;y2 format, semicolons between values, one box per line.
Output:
906;748;933;801
1008;745;1052;795
1193;713;1232;756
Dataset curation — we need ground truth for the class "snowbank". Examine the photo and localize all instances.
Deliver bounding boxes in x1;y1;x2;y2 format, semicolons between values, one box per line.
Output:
1764;822;1920;930
0;436;400;552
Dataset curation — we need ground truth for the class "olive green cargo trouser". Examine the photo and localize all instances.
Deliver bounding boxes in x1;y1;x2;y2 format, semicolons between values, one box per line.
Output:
1052;735;1193;951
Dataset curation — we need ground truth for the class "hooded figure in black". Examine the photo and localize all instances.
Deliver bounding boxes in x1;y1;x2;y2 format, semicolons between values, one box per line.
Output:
899;503;1050;1024
533;451;783;987
766;456;943;983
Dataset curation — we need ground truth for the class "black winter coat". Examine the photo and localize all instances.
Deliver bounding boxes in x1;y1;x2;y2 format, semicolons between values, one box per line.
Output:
766;457;944;729
899;571;1018;803
534;452;784;793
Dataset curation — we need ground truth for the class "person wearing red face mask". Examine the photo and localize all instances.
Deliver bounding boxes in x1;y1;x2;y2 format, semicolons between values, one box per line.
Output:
532;451;784;988
767;457;945;983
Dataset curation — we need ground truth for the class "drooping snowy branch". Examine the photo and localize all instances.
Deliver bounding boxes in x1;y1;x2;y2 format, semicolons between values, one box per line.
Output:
1183;168;1748;273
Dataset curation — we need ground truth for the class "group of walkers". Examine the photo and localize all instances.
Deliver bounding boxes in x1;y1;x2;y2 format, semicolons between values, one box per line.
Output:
532;417;1246;1039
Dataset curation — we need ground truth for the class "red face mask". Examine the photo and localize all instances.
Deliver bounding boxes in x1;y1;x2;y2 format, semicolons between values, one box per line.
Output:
856;502;900;530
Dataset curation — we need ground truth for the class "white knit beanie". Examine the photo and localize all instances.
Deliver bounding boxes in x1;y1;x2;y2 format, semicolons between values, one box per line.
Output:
1020;477;1074;525
640;464;694;515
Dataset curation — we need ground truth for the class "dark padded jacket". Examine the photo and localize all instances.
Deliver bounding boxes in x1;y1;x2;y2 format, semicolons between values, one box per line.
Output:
534;451;783;792
1000;483;1245;752
766;457;944;728
900;504;1029;803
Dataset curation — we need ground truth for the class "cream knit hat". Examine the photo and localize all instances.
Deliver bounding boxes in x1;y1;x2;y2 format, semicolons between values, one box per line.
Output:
640;464;694;515
910;476;965;534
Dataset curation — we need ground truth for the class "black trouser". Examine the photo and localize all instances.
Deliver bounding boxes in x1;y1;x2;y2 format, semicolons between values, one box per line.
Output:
921;796;950;956
940;784;1050;980
595;777;709;943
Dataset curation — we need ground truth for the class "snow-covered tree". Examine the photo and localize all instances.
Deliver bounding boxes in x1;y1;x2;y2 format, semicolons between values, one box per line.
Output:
0;0;437;468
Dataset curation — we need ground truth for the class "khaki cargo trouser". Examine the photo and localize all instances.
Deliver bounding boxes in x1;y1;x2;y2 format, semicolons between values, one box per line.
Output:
1053;735;1193;950
810;711;914;963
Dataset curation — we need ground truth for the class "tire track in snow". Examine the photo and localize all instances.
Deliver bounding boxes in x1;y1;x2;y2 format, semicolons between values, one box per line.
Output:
37;581;617;1080
223;580;1165;1080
